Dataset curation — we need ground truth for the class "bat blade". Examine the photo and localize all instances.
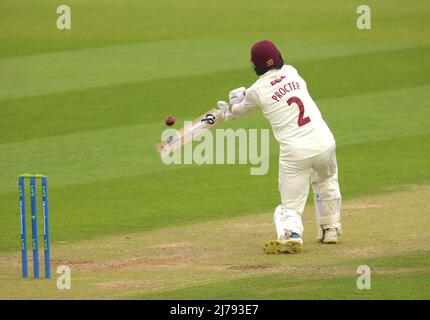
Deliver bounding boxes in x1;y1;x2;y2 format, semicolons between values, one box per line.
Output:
155;108;221;158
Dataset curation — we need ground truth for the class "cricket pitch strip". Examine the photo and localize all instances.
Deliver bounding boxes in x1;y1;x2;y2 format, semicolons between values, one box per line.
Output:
0;185;429;299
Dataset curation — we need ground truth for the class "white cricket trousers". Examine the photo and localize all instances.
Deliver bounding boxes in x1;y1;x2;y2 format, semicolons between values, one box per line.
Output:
276;144;341;236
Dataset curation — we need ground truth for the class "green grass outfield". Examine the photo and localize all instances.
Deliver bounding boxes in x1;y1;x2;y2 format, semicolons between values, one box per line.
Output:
0;0;429;299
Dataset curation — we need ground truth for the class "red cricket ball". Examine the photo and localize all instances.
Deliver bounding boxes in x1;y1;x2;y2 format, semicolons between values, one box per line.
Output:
165;115;176;126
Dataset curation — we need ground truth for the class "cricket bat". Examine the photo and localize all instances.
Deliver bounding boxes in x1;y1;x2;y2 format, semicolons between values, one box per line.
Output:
155;108;222;158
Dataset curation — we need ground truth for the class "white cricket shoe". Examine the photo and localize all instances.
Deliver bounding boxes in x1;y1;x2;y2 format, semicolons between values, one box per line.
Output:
322;228;338;244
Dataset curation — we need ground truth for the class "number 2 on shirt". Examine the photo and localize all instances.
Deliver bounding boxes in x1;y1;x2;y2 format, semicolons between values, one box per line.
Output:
287;96;311;127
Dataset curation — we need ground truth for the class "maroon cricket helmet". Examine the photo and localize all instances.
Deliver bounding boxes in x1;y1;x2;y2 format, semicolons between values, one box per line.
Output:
250;40;284;75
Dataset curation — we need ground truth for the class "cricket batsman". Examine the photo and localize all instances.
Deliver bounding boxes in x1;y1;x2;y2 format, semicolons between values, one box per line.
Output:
217;40;342;254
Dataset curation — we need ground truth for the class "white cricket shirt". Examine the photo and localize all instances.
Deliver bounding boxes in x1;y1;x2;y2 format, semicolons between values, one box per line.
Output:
231;65;335;160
